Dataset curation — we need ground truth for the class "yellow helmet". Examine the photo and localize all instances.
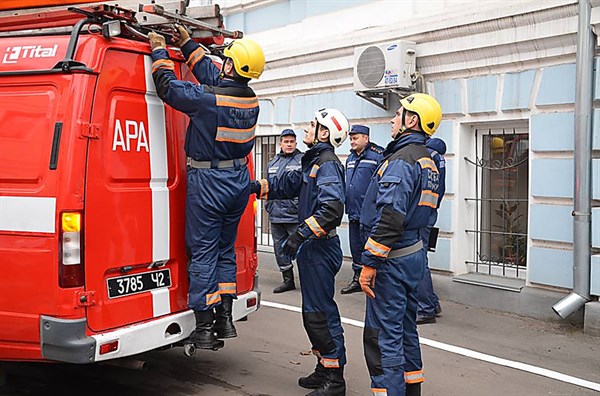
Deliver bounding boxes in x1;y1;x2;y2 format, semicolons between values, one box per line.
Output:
223;38;265;80
399;93;442;135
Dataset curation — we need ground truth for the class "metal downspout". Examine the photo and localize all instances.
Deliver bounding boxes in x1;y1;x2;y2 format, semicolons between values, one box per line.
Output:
552;0;595;319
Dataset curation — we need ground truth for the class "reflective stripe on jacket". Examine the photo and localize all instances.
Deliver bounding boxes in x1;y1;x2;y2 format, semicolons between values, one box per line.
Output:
150;41;259;161
345;142;384;221
360;133;440;268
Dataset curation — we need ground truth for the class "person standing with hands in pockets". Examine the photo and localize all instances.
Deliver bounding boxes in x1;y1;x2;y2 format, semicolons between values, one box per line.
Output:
359;93;443;396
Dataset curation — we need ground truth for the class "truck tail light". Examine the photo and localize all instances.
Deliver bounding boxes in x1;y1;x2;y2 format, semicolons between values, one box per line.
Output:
59;211;84;288
99;340;119;355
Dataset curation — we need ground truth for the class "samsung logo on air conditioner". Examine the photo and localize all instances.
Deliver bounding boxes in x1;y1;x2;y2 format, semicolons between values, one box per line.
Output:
387;44;397;51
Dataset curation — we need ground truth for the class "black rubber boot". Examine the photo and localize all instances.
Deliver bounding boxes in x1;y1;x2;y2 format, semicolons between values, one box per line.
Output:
273;268;296;294
340;269;361;295
214;295;237;339
406;383;421;396
306;367;346;396
298;361;327;389
190;310;223;350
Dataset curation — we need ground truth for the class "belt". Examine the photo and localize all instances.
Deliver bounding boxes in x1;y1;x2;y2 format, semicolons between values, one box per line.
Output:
309;229;337;240
187;157;248;169
387;240;423;259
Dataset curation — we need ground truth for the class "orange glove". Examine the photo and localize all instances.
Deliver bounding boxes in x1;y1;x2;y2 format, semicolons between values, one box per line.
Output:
359;266;377;299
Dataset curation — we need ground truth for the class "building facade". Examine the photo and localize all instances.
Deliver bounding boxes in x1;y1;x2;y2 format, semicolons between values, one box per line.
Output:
221;0;600;329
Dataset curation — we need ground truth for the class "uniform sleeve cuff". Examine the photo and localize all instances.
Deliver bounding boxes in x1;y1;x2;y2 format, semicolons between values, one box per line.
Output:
361;254;382;269
181;40;199;60
150;48;169;61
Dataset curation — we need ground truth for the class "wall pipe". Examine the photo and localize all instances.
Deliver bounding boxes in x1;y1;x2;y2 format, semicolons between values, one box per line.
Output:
552;0;596;319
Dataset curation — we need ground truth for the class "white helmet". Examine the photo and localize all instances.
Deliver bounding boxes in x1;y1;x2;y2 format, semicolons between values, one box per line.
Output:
314;108;349;148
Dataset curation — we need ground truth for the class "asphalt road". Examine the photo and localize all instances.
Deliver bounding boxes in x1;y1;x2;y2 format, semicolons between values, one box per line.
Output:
1;252;599;396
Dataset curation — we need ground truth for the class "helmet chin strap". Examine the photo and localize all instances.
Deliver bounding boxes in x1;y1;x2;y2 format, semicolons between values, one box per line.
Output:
395;108;420;139
308;122;321;148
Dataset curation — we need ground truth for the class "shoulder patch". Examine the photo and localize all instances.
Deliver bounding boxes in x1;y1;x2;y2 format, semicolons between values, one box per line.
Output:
370;144;384;154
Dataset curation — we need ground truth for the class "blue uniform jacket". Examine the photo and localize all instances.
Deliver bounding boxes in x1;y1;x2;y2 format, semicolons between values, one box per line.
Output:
345;142;384;221
257;143;345;239
264;149;303;223
360;133;441;268
150;41;259;161
426;138;447;229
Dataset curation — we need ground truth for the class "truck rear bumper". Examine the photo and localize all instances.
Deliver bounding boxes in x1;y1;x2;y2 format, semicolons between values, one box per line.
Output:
40;290;260;363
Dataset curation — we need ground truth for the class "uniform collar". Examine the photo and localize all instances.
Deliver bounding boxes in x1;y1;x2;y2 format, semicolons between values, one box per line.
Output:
218;78;248;88
303;142;333;165
384;132;427;156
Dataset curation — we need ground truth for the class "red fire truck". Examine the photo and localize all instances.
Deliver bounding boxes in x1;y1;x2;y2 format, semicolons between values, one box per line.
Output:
0;2;259;363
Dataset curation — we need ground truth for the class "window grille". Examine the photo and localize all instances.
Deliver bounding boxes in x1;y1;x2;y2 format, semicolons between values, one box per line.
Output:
464;128;529;278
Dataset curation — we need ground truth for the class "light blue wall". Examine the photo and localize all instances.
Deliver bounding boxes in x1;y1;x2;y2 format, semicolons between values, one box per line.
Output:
444;159;453;194
436;199;452;232
530;112;574;151
594;109;600;150
594;159;600;200
502;70;535;111
258;99;273;125
224;0;369;34
595;58;600;102
592;255;600;296
428;238;451;271
593;208;600;248
530;159;573;198
274;97;291;124
434;79;463;115
529;204;573;243
435;120;453;154
529;247;573;289
292;90;394;124
536;63;576;106
467;75;498;114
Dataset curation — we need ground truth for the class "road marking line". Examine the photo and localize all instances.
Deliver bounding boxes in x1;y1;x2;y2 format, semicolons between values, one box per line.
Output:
261;300;600;392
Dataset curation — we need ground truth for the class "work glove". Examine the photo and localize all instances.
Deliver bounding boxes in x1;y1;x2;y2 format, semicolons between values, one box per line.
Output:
359;266;377;299
250;180;261;196
281;231;306;260
148;32;166;51
172;24;191;47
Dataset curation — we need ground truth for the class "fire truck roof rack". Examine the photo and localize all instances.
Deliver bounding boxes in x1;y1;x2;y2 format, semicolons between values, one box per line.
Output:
0;1;243;74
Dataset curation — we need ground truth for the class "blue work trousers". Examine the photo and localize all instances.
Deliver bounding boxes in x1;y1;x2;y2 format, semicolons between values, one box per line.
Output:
186;166;250;311
416;227;440;316
270;222;298;272
297;237;346;368
349;220;364;272
363;247;426;396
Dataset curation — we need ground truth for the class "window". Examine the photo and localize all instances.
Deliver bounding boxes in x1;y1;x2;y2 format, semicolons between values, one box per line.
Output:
465;127;529;278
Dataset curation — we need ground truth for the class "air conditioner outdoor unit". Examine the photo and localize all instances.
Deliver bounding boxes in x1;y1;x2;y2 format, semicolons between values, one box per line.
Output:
353;41;417;91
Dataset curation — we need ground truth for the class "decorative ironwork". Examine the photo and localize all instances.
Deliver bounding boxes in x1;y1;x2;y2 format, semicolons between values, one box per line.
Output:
464;128;529;278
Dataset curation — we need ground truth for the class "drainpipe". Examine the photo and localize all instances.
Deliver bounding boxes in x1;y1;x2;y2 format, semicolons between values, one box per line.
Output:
552;0;595;319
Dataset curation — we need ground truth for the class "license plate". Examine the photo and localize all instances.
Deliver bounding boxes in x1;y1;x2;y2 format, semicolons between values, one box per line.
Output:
107;269;171;299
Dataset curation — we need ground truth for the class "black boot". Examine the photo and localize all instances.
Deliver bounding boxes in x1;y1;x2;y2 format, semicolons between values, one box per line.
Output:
190;310;223;350
273;268;296;294
306;367;346;396
340;269;361;295
214;295;237;339
298;361;327;389
406;383;421;396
